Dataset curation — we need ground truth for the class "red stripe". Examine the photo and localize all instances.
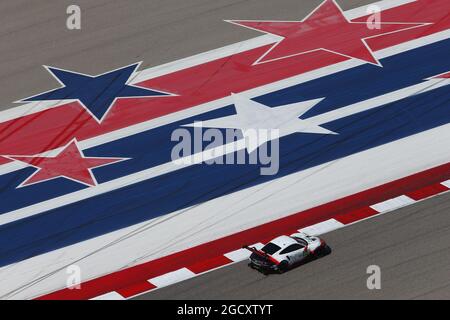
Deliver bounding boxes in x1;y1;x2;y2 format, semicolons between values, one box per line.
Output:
0;0;447;162
406;183;449;201
36;161;450;300
116;281;156;298
335;207;379;224
434;71;450;79
189;255;233;274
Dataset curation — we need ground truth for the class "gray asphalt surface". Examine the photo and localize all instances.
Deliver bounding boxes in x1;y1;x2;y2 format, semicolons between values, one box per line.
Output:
136;191;450;300
0;0;373;110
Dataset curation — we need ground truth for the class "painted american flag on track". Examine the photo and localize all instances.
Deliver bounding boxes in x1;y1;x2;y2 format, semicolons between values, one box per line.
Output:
0;0;449;299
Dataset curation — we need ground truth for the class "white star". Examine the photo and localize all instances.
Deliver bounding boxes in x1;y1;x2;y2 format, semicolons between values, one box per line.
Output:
184;94;337;152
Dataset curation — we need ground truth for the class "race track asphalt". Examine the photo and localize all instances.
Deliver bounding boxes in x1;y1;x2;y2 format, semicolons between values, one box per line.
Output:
136;190;450;300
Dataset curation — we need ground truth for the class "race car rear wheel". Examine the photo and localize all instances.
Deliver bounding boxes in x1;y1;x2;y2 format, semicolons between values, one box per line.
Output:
278;260;289;273
315;244;332;257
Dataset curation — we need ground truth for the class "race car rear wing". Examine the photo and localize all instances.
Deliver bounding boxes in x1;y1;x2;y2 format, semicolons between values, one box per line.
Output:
242;245;263;255
242;245;280;265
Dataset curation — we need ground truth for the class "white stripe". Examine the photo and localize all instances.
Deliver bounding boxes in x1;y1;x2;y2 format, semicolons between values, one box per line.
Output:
441;180;450;189
90;291;125;300
148;268;195;288
299;219;345;235
225;242;264;262
0;0;417;123
224;249;251;262
370;195;416;213
133;35;280;83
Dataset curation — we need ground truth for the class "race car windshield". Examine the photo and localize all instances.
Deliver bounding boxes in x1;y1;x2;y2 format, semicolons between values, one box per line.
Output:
261;242;281;255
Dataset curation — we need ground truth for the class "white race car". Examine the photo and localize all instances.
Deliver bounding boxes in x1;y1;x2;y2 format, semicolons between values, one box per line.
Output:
243;232;330;274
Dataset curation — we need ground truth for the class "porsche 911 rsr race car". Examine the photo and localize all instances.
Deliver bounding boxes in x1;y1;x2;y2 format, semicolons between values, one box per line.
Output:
243;232;330;274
